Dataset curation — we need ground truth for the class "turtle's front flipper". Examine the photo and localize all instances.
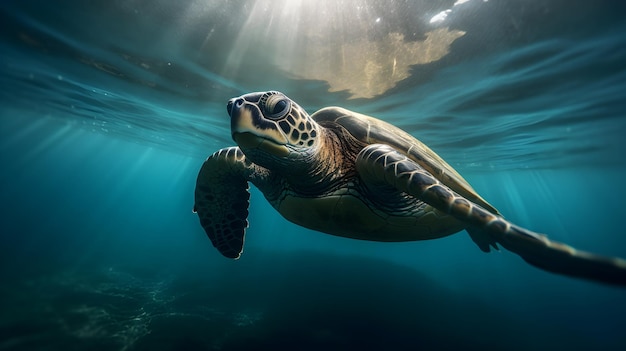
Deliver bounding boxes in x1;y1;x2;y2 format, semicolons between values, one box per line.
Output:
356;144;626;286
194;147;256;259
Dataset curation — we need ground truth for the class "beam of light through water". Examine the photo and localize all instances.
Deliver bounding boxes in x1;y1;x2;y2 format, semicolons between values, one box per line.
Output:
222;0;466;98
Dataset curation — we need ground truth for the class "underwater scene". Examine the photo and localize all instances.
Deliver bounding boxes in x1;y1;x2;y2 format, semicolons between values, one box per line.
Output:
1;0;625;350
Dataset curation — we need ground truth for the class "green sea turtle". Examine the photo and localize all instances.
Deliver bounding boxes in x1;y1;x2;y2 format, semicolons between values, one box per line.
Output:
194;91;626;286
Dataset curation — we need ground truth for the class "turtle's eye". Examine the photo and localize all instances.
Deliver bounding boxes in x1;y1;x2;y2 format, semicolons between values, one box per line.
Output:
262;94;291;120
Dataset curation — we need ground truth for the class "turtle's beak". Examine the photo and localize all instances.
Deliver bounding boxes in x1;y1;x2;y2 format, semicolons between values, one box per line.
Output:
233;132;290;157
226;97;237;116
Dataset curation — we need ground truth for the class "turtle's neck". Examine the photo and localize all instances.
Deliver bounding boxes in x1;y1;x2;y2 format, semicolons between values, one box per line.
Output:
282;127;361;196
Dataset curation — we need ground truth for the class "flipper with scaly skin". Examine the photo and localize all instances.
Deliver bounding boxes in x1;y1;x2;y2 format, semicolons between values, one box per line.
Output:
193;147;253;259
356;143;626;286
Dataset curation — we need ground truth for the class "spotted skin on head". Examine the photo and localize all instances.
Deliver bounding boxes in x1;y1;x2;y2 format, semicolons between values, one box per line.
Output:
259;91;318;148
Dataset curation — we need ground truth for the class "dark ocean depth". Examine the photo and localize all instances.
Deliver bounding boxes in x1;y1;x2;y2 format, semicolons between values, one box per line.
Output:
1;1;625;350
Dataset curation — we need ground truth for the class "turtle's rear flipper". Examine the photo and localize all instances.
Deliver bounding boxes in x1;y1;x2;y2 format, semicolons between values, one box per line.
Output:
356;143;626;286
470;225;626;285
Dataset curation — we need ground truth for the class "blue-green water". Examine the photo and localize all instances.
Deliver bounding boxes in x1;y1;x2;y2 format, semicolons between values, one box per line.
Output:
1;0;626;350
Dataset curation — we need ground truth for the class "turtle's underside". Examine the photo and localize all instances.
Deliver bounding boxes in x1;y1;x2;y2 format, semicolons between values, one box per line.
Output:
194;91;626;286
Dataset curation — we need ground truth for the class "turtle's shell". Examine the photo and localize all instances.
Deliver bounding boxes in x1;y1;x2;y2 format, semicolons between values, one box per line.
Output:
311;106;499;215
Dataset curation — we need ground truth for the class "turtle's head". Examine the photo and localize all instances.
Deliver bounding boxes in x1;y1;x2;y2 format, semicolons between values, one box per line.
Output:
227;91;321;169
